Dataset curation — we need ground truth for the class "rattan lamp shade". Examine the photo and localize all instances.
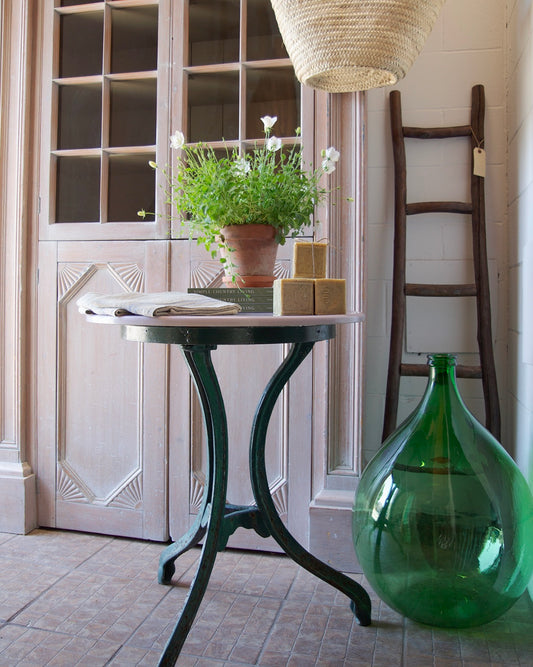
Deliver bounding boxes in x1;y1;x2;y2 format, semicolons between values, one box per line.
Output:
270;0;446;92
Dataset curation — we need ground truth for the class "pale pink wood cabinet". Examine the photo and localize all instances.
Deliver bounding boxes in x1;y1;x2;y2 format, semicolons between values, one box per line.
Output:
36;0;365;566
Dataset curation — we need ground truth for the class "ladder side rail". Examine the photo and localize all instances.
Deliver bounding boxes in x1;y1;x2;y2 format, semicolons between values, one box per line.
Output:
470;84;501;439
382;90;407;441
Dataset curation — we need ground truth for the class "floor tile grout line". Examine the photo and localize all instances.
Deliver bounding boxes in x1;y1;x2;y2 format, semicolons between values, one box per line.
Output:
7;534;116;624
254;563;313;666
5;532;170;664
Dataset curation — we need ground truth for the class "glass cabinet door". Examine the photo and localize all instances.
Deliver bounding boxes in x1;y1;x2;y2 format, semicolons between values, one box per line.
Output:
174;0;311;238
41;0;166;239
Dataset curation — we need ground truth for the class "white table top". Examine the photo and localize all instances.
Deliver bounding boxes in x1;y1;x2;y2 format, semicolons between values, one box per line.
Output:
86;312;365;328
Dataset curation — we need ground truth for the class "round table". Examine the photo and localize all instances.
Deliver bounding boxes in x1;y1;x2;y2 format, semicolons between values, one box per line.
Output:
88;312;371;666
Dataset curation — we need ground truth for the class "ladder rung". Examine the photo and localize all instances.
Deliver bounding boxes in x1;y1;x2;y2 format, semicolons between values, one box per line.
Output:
406;201;473;215
405;283;477;297
403;125;472;139
400;363;482;379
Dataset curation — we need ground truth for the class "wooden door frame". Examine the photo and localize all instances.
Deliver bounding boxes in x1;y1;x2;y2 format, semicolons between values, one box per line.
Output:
309;91;367;571
0;0;42;533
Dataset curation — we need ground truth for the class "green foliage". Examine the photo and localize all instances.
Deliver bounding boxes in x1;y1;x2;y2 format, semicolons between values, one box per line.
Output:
140;117;339;261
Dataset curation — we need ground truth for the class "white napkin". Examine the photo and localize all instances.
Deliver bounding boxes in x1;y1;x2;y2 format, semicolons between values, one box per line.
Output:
77;291;242;317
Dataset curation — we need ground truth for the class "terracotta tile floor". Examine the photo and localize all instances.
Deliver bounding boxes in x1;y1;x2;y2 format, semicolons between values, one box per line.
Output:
0;529;531;666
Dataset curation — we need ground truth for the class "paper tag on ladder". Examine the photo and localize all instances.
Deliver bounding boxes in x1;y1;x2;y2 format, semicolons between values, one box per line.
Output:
473;147;486;177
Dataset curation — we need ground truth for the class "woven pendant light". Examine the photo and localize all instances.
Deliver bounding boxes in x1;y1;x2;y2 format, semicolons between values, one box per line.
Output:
270;0;446;92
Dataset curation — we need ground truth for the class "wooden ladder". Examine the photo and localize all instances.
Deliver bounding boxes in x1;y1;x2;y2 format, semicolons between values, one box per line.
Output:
382;84;501;441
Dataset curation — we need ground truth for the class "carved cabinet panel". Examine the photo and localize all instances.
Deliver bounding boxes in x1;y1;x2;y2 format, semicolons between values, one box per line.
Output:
38;241;169;540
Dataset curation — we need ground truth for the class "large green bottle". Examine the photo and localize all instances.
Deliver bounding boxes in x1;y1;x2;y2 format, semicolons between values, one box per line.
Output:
353;353;533;628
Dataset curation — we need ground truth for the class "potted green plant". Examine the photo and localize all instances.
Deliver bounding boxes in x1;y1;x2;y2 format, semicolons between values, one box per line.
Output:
140;115;339;287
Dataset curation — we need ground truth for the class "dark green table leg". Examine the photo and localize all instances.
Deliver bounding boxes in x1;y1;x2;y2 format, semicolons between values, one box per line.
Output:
249;341;372;626
158;345;228;667
158;345;218;585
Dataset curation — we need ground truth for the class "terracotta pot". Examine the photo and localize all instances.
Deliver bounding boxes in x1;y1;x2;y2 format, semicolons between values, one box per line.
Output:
220;224;279;288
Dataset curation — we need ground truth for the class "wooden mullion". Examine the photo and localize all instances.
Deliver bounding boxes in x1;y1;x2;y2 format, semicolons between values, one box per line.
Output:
184;63;241;75
100;150;109;224
243;59;293;70
105;145;156;155
52;148;102;158
54;3;105;17
53;74;103;86
240;0;247;63
99;3;112;224
239;0;247;145
106;71;158;82
107;0;159;8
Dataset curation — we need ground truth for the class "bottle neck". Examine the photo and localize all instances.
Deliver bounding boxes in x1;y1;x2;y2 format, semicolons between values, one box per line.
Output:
428;353;458;382
422;353;463;406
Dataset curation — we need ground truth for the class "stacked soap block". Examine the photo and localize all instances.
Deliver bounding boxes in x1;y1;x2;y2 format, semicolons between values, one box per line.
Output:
273;242;346;315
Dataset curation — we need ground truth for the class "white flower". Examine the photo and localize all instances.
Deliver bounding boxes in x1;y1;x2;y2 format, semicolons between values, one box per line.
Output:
170;130;185;150
266;136;282;152
323;146;340;162
234;157;251;176
321;158;337;173
261;115;278;131
321;146;340;174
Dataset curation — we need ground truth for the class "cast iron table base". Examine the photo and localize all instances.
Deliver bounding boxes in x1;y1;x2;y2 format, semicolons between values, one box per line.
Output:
119;321;372;666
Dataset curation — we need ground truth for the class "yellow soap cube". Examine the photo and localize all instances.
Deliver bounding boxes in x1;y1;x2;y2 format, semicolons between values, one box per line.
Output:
292;242;327;279
314;279;346;315
273;279;314;316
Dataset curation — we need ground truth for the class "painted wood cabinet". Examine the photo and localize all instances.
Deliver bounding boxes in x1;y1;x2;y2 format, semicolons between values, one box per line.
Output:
30;0;365;564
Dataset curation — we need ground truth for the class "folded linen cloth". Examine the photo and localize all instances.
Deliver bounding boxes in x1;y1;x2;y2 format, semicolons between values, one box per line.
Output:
77;291;242;317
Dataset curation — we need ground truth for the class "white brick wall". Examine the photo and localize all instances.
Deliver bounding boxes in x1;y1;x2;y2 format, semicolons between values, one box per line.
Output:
363;0;506;463
506;0;533;492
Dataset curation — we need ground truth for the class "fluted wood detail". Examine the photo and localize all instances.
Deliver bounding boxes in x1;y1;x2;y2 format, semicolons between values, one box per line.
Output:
271;481;288;518
57;466;89;503
189;472;206;513
109;474;143;509
109;263;145;293
57;263;94;300
190;261;225;288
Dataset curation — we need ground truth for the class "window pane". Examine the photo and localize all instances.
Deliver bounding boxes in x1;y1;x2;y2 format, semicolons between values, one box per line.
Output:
59;12;103;78
188;72;239;142
111;6;159;73
57;84;102;150
188;0;240;66
247;0;287;61
108;155;156;222
109;79;157;147
56;156;100;223
246;68;300;139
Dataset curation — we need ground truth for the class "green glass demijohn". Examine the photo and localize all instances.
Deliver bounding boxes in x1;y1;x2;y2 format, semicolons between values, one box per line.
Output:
353;353;533;628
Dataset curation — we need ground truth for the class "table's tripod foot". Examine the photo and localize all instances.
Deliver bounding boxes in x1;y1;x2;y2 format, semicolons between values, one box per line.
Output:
278;533;372;627
350;598;371;626
158;523;207;585
158;531;219;666
158;560;175;586
250;339;373;627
